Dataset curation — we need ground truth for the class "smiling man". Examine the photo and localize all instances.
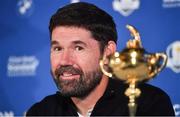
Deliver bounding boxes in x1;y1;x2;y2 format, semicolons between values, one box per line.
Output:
51;26;107;98
26;2;175;116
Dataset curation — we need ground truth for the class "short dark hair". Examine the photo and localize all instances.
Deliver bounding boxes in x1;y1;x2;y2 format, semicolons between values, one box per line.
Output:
49;2;117;53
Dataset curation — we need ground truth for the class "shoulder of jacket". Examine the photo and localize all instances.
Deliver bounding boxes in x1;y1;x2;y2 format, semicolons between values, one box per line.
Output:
26;93;65;116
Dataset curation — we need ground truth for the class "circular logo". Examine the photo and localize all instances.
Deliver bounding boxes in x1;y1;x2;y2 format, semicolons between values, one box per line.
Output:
166;41;180;73
16;0;34;18
112;0;140;17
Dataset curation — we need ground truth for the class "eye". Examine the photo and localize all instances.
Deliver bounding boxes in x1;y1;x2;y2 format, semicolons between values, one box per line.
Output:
52;46;62;52
75;46;84;51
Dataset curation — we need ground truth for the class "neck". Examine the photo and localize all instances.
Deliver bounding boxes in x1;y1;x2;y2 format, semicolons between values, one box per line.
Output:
71;76;109;116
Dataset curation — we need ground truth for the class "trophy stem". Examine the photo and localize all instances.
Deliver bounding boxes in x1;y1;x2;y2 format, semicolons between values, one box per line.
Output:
125;79;141;117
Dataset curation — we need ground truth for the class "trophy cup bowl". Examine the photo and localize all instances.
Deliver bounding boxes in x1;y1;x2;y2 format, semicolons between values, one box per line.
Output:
100;25;167;116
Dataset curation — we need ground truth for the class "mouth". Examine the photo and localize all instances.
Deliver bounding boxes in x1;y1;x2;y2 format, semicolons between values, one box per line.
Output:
60;72;80;80
55;65;82;80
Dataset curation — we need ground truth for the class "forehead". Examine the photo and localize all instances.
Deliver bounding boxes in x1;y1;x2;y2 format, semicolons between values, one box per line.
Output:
51;26;99;46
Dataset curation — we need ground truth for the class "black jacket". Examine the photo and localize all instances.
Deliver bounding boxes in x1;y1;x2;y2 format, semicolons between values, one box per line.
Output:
26;79;175;116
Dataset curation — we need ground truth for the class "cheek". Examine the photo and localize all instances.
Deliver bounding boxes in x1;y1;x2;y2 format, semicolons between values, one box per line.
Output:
50;54;59;72
78;55;101;72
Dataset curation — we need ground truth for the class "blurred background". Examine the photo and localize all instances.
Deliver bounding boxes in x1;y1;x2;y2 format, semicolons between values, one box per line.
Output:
0;0;180;116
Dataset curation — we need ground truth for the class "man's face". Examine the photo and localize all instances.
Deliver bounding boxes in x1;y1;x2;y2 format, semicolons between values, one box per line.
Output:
51;26;103;98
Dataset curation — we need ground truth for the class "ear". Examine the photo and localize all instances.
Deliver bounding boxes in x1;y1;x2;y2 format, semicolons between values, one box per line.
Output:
103;41;116;59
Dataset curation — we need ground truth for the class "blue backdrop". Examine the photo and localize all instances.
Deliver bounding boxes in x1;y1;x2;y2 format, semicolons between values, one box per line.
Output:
0;0;180;116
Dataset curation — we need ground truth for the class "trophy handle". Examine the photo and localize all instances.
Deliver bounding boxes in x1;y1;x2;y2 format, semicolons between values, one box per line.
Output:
149;53;168;77
99;59;113;77
155;53;168;73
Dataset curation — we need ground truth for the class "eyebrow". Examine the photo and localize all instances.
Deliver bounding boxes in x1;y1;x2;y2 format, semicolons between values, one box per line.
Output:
72;40;87;47
51;40;87;47
51;40;58;46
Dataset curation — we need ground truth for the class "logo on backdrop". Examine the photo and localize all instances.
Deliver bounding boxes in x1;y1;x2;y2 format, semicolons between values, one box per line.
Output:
162;0;180;8
16;0;34;17
112;0;140;17
7;56;39;77
70;0;80;3
166;41;180;73
0;111;14;117
174;104;180;116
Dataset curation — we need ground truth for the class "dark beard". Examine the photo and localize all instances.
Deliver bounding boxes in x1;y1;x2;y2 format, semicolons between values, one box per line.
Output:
53;65;103;98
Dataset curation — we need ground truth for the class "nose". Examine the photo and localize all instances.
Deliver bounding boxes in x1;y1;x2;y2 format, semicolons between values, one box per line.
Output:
60;50;73;66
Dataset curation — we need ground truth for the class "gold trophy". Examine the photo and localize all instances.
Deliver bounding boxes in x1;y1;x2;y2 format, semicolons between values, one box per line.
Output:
100;25;168;116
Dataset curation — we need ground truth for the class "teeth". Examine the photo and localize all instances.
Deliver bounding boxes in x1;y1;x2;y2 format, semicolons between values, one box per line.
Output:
63;73;73;77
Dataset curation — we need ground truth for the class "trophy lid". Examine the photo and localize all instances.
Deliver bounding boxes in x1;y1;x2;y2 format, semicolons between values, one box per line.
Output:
126;25;143;49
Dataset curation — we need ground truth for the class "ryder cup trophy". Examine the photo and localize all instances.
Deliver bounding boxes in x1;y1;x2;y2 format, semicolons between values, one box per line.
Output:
100;25;167;116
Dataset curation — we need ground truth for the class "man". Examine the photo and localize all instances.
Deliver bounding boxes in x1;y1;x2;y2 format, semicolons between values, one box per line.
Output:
26;2;175;116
